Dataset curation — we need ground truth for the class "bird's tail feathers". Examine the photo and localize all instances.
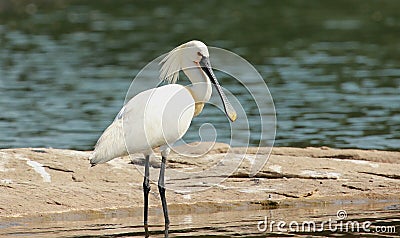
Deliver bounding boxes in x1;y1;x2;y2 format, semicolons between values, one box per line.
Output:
89;120;128;166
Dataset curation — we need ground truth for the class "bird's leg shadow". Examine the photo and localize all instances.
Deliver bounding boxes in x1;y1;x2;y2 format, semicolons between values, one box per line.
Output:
143;155;151;237
158;155;169;237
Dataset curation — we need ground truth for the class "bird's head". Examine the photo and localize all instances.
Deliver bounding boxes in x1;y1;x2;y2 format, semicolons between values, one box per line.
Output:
160;40;237;122
181;40;210;64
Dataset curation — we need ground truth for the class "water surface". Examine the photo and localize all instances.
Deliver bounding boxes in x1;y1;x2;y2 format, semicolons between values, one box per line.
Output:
0;0;399;150
1;199;399;237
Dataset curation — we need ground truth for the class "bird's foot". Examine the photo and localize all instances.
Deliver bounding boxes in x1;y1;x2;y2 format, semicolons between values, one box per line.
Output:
144;223;149;238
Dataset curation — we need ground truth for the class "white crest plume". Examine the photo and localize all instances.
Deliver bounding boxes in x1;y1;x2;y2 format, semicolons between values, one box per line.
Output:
159;44;183;84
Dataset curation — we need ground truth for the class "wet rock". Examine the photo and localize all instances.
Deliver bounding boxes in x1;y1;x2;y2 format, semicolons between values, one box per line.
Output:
0;144;399;218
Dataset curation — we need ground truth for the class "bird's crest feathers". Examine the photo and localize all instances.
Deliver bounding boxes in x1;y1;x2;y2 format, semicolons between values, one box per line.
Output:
159;40;208;84
159;44;183;84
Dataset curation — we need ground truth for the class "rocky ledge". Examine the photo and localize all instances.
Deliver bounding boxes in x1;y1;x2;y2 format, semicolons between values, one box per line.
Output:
1;143;399;218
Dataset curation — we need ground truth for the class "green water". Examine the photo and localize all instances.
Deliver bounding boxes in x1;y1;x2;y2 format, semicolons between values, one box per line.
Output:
0;0;399;150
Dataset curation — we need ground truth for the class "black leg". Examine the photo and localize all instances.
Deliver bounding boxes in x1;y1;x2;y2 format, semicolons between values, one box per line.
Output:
143;155;150;237
158;155;169;237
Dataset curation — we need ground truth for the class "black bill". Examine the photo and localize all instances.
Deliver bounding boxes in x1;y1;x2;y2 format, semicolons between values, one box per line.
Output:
200;56;237;122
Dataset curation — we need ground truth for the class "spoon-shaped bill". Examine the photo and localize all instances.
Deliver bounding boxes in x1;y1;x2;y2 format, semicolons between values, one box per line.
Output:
200;57;237;122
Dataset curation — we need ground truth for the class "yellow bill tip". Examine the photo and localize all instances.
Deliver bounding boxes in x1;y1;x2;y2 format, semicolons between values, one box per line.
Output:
229;112;237;122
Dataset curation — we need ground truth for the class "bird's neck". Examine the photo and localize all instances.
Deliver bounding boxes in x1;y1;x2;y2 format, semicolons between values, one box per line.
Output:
182;66;212;117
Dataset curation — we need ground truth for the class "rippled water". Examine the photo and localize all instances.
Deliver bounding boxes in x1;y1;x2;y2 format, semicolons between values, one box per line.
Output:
1;199;399;237
0;0;399;150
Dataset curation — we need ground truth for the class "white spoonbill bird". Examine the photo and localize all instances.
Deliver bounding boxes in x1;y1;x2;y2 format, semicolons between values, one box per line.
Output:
89;40;237;237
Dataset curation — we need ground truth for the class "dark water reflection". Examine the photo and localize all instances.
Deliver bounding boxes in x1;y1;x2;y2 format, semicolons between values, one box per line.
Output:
0;0;399;150
1;199;399;237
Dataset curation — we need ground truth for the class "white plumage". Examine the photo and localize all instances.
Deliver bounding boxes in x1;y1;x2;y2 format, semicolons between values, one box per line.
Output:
89;40;237;236
90;40;236;165
90;84;195;164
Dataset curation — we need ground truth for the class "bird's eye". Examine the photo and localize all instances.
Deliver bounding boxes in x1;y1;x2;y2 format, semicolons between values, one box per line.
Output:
197;52;203;57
